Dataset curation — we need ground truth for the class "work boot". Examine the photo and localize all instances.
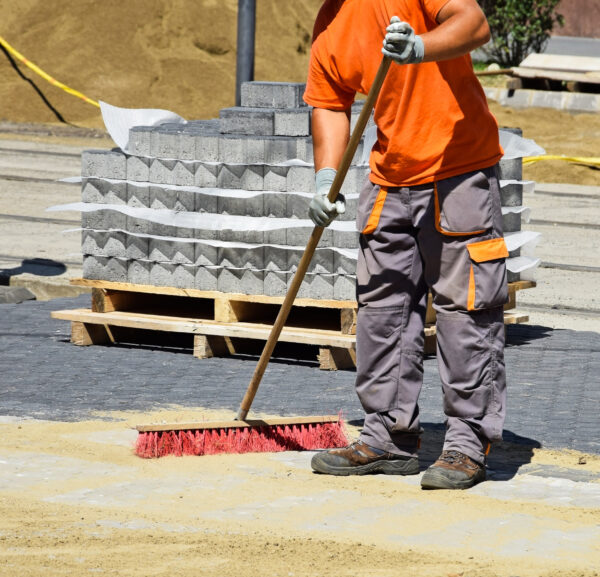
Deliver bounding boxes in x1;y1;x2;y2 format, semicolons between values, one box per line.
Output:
420;450;486;490
311;440;419;476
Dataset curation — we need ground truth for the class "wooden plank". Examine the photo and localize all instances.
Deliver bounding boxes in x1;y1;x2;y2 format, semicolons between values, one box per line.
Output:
340;308;357;335
318;346;356;370
70;278;356;310
193;335;231;359
136;414;341;433
71;321;112;346
519;53;600;73
51;308;357;348
513;67;600;85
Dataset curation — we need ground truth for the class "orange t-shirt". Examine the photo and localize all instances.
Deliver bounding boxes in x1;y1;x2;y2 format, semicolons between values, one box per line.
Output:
304;0;503;187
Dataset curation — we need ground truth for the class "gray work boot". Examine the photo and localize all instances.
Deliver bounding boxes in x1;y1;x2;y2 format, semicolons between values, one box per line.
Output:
311;440;419;476
420;450;486;490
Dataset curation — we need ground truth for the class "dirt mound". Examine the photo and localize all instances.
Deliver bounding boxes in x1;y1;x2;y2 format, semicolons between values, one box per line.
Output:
0;0;319;126
1;1;598;184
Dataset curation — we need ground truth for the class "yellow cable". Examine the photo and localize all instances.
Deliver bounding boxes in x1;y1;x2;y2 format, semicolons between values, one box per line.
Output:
524;155;600;168
0;34;100;108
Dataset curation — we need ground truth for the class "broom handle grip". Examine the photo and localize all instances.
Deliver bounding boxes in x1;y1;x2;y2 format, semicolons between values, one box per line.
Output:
237;56;392;421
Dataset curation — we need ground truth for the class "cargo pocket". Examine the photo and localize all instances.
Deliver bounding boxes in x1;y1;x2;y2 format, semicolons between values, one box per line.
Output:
357;184;388;235
466;237;509;311
434;170;493;236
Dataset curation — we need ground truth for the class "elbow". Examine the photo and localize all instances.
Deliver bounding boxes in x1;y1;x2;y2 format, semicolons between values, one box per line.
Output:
474;13;491;48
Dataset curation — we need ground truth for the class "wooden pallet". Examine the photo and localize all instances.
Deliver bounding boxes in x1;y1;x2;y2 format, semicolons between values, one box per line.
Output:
51;279;534;370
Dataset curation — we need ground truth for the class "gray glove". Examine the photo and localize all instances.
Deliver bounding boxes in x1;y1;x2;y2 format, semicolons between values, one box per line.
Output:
308;168;346;227
382;16;424;64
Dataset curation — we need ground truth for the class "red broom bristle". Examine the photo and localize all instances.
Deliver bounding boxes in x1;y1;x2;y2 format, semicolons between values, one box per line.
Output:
135;418;349;458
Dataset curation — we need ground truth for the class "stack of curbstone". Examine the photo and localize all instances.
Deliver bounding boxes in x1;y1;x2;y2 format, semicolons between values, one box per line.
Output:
81;81;370;300
80;81;530;300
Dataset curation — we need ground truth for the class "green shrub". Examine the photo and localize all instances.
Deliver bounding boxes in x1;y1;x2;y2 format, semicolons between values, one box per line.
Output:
478;0;564;67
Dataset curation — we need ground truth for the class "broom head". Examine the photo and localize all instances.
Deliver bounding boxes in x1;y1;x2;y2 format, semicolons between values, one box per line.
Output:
135;415;349;458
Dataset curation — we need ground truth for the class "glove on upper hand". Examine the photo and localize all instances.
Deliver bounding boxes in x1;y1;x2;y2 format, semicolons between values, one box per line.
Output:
382;16;425;64
308;168;346;228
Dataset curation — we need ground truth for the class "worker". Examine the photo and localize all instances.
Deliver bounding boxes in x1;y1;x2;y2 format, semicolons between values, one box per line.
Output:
305;0;509;490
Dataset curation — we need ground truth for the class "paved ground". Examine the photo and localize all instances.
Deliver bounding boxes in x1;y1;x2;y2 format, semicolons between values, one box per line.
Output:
1;293;599;457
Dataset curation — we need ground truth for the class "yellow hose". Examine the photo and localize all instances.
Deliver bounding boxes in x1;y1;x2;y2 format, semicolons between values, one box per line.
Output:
0;34;99;108
524;155;600;168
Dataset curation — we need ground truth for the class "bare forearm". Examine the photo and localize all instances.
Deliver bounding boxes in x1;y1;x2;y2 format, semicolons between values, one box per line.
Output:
312;107;351;172
421;0;490;62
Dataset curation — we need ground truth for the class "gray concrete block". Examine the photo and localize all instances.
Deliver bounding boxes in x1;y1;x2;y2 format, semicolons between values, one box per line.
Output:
500;183;524;207
217;164;245;189
178;131;197;161
241;165;264;191
194;242;218;267
264;166;289;192
82;178;127;205
195;265;219;291
220;107;275;135
264;271;287;297
194;162;220;188
82;208;127;231
150;127;182;159
150;262;196;289
128;126;153;156
264;227;287;245
333;251;357;276
241;81;306;109
219;135;266;164
287;192;311;220
295;273;334;300
333;274;356;301
286;224;333;248
531;90;565;110
150;185;177;210
81;230;127;258
146;220;189;239
149;238;195;264
498;157;522;181
507;270;520;283
126;155;152;182
126;215;150;236
127;183;150;208
194;189;219;215
500;89;532;108
126;235;149;260
288;246;333;275
333;228;360;249
263;190;287;217
83;255;127;282
264;245;288;273
176;189;196;212
128;259;151;285
149;158;177;185
286;165;315;194
296;138;314;164
173;161;196;186
341;166;370;196
350;101;376;133
218;267;264;295
502;212;522;233
81;150;127;179
567;92;600;113
264;137;297;164
217;191;264;217
339;193;359;222
274;108;311;137
194;134;220;163
218;245;264;271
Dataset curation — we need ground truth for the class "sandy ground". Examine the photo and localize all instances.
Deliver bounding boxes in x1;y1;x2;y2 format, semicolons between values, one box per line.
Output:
1;408;599;577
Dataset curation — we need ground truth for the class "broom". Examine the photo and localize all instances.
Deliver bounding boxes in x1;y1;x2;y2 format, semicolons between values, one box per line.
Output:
135;56;392;458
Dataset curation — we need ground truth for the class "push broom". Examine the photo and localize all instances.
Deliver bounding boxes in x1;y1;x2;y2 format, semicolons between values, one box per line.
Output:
135;56;392;458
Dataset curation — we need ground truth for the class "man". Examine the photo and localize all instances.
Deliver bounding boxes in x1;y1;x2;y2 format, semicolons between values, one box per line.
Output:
304;0;509;490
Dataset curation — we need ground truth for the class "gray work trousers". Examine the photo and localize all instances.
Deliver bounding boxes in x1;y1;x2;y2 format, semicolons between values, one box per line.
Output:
355;166;508;465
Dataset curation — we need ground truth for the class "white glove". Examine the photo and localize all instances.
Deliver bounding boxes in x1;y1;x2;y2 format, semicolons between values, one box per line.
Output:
308;168;346;227
382;16;424;64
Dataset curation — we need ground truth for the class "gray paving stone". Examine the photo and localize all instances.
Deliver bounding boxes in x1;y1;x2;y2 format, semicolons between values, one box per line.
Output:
126;155;152;182
173;161;196;187
81;209;127;231
149;158;177;185
219;107;274;136
217;191;264;217
81;150;127;179
287;165;315;194
194;242;218;267
195;265;218;291
194;134;220;163
333;274;356;300
82;255;127;282
503;212;522;233
150;262;196;288
264;270;288;297
128;126;153;156
500;183;524;207
241;81;306;109
499;158;523;181
264;137;297;164
127;183;150;208
128;259;151;285
126;235;149;260
149;238;195;265
264;166;288;192
0;287;35;304
217;267;264;295
194;163;220;188
81;230;127;258
274;108;311;137
82;179;128;205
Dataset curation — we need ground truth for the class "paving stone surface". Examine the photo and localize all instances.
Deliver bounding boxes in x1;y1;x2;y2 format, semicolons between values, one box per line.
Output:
0;295;599;455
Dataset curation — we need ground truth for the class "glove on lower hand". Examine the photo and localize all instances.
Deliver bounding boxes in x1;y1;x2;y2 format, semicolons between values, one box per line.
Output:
382;16;425;64
308;168;346;228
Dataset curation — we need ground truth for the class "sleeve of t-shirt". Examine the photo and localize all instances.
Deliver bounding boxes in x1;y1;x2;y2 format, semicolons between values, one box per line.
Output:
420;0;451;23
303;38;357;110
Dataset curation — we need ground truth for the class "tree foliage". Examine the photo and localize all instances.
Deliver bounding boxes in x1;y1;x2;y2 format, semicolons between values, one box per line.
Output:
477;0;564;67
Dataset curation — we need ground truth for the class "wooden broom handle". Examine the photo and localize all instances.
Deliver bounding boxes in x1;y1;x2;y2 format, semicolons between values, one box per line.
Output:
237;56;392;421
